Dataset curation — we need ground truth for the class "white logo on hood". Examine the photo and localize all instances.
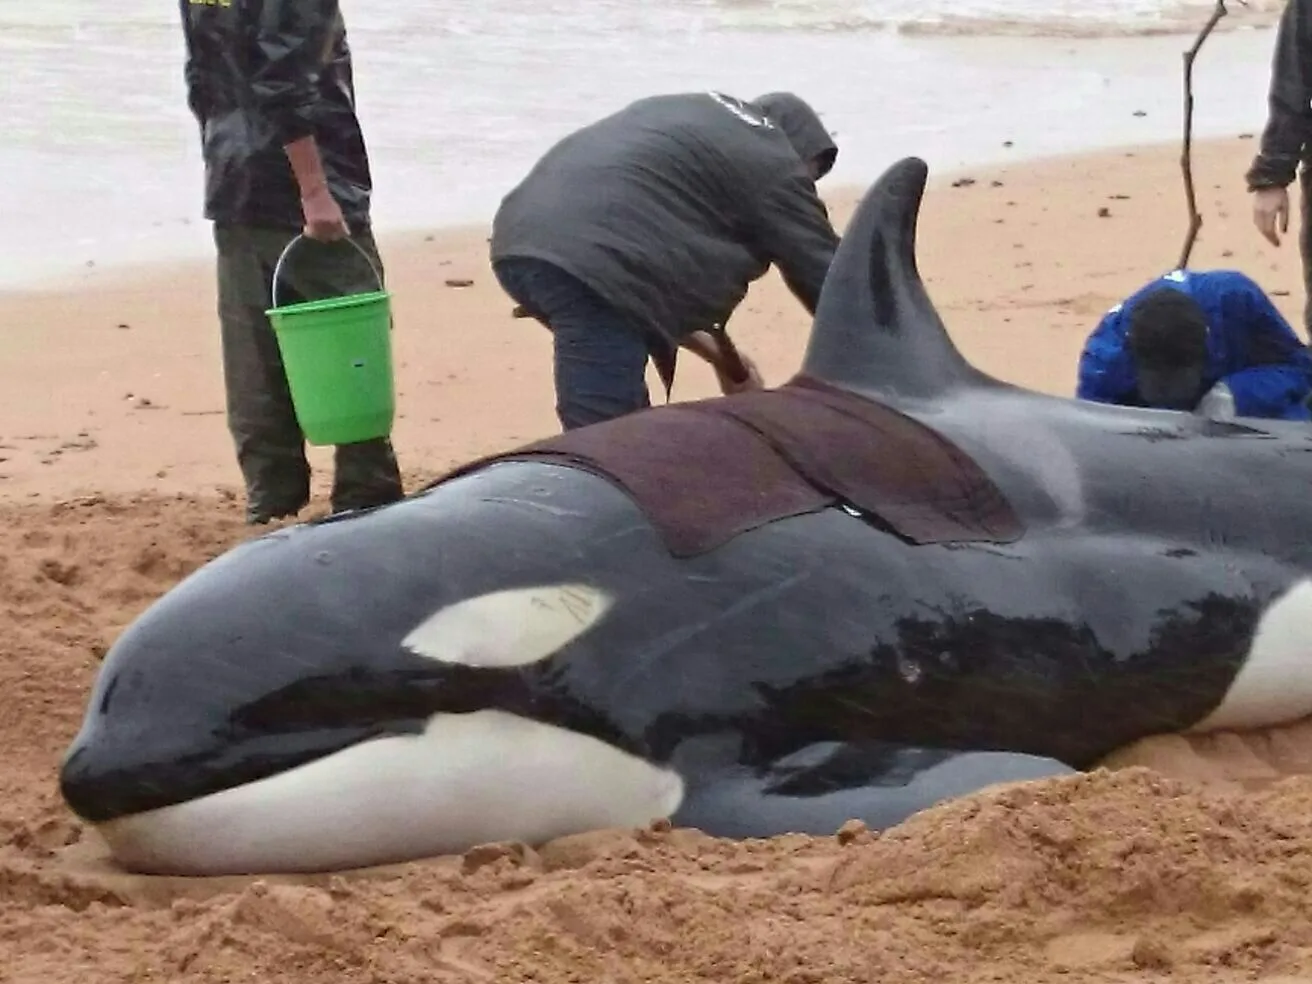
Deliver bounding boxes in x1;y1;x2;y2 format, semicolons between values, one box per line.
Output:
707;91;775;129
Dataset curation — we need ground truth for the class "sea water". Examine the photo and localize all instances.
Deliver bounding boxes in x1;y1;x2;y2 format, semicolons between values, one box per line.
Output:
0;0;1285;288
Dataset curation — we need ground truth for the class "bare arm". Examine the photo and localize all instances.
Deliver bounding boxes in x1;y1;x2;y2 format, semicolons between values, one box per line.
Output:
680;329;763;393
283;135;333;200
249;0;348;237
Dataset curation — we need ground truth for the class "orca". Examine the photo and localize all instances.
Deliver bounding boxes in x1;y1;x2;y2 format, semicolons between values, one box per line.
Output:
59;157;1312;876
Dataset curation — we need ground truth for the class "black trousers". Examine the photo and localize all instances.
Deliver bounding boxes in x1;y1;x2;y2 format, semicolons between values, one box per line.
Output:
493;257;655;431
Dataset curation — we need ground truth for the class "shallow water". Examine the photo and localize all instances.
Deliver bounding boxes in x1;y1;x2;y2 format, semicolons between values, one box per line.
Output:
0;0;1284;288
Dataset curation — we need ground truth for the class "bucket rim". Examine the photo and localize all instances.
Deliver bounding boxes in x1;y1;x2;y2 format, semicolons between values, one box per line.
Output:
266;289;392;320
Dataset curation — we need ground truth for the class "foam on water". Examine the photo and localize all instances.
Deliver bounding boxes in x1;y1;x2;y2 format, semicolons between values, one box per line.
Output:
0;0;1285;289
708;0;1284;35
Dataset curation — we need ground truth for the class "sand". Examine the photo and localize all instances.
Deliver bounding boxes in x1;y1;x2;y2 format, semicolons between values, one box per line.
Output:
5;134;1312;983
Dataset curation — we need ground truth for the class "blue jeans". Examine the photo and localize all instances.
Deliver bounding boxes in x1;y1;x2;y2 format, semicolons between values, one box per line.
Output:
494;257;653;430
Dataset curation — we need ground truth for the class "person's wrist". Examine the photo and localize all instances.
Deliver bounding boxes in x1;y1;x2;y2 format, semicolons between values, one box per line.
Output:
300;182;333;203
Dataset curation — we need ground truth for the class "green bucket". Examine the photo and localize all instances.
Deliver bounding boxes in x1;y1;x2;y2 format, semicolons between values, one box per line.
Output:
265;234;396;447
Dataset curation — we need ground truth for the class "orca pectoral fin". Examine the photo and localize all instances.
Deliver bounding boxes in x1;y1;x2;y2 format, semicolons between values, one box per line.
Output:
670;740;1076;839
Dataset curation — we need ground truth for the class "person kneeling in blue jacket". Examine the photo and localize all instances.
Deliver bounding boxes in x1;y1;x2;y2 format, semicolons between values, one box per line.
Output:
1076;269;1312;421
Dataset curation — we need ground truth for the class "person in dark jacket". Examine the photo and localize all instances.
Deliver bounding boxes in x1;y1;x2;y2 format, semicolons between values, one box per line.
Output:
1247;0;1312;335
1076;269;1312;421
490;91;842;431
179;0;404;524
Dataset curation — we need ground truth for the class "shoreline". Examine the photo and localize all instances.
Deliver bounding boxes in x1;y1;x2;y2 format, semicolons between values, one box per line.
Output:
0;133;1263;299
0;19;1285;293
1;133;1304;507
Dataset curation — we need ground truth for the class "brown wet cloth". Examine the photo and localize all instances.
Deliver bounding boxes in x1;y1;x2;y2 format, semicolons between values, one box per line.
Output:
426;374;1024;558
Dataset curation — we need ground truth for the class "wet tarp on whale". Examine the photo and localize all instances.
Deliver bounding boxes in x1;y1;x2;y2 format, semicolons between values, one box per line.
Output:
426;375;1024;558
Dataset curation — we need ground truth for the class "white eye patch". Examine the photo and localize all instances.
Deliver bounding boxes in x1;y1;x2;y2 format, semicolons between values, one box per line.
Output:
402;584;613;668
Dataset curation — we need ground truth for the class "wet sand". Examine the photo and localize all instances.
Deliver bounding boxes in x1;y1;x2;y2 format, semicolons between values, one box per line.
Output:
5;134;1312;983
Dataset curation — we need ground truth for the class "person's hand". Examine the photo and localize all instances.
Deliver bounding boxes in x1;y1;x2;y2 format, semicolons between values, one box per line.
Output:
301;185;349;242
715;353;764;395
1253;186;1290;247
1195;380;1236;421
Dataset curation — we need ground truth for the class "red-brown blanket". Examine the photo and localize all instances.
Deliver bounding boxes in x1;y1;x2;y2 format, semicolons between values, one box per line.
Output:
425;375;1024;558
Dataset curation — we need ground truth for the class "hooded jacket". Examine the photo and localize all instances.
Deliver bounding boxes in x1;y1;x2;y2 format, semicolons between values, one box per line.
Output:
1246;0;1312;190
490;90;841;347
1076;269;1312;421
178;0;373;231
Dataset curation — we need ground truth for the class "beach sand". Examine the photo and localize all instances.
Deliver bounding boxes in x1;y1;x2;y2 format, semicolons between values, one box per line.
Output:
6;134;1312;983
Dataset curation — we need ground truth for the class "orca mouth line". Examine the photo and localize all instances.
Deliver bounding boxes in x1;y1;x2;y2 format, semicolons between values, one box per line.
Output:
61;661;647;825
91;708;688;878
59;725;382;824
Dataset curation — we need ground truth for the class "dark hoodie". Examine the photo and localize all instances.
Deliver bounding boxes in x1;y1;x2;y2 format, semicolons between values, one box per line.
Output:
490;90;841;346
178;0;374;231
1246;0;1312;190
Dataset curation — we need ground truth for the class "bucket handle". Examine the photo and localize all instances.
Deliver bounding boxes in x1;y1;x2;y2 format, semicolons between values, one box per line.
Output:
270;233;385;310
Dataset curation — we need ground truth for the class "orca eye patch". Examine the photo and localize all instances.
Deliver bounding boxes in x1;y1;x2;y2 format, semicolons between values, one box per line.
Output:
402;584;613;669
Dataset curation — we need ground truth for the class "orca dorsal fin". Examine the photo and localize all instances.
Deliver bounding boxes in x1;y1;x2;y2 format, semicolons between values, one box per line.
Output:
801;157;999;402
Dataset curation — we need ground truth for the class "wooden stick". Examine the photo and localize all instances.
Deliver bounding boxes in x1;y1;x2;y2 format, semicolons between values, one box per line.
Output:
1177;0;1240;270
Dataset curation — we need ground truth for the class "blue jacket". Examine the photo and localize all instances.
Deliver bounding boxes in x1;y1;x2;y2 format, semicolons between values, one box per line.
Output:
1076;269;1312;422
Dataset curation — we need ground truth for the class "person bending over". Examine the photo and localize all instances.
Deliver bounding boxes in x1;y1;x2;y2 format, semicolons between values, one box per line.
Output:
490;90;841;431
1076;269;1312;421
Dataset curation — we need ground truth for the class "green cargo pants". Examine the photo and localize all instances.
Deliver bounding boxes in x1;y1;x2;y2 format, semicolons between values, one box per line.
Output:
214;224;404;524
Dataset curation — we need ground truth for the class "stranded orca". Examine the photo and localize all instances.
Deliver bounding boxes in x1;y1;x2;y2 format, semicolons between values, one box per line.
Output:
59;157;1312;876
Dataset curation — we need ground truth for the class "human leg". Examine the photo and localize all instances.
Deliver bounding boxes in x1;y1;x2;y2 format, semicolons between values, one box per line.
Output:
214;224;312;524
271;230;405;515
493;258;652;430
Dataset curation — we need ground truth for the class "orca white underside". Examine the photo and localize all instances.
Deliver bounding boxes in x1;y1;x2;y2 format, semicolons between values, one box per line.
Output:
100;708;685;876
1189;578;1312;733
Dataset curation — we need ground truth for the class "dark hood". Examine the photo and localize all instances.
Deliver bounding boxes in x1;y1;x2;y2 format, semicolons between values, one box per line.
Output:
750;92;837;178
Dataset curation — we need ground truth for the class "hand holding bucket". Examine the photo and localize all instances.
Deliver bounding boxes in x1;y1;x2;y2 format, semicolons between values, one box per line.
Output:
265;234;397;447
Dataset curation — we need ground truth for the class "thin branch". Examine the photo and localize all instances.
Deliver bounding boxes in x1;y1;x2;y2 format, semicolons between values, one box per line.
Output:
1177;0;1244;270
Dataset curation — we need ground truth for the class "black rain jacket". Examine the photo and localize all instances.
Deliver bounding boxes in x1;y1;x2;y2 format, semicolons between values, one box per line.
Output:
1247;0;1312;190
490;91;841;349
178;0;374;230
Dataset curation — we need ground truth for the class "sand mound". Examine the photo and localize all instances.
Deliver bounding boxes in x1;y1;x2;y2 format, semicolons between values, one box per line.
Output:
5;493;1312;984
